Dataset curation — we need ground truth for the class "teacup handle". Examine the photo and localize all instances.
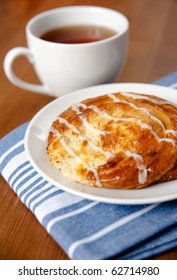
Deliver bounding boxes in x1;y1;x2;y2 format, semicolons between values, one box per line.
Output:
3;47;50;94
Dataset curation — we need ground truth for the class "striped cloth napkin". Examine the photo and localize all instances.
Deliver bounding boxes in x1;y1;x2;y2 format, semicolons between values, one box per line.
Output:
1;72;177;260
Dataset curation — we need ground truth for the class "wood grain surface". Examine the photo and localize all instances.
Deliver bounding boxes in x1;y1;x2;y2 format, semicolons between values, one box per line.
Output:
0;0;177;260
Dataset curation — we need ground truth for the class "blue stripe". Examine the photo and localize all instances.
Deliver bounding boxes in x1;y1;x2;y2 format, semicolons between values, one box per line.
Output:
71;201;177;259
153;71;177;87
32;189;64;212
11;166;33;188
49;204;147;250
23;180;49;204
19;177;44;199
0;122;28;157
43;199;94;228
7;161;30;183
14;171;38;193
0;145;24;173
28;184;55;209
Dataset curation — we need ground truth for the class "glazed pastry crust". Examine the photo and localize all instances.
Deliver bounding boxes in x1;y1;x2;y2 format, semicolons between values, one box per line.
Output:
47;92;177;189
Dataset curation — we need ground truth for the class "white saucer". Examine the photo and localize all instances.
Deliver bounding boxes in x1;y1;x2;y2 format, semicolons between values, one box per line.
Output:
25;83;177;204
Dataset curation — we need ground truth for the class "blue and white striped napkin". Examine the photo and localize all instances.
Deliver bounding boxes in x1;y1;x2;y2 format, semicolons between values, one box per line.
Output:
1;72;177;260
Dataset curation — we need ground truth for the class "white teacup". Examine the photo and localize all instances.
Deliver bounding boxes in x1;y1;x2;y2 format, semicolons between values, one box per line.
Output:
4;6;129;97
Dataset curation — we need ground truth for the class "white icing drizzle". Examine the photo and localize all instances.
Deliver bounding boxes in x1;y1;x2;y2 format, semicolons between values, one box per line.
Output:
76;102;177;146
72;103;149;184
50;127;102;187
90;168;102;188
165;130;177;137
50;127;82;164
108;93;138;110
72;104;106;135
120;91;172;105
50;126;148;185
158;138;177;144
57;116;114;159
108;93;177;138
125;151;147;184
135;120;176;145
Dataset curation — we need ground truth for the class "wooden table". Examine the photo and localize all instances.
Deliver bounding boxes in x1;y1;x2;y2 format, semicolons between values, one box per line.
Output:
0;0;177;260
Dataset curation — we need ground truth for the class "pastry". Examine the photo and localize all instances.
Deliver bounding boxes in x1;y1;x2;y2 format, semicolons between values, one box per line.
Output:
46;92;177;189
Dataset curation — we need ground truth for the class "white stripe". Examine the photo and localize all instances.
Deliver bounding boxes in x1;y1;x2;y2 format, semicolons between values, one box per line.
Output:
9;163;31;186
47;201;98;232
12;168;37;192
0;140;24;164
20;178;46;202
16;174;41;195
29;185;57;210
2;151;26;179
169;82;177;88
34;192;84;222
26;182;52;207
68;203;159;258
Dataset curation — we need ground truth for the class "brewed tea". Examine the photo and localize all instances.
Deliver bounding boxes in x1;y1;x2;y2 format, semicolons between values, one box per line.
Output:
40;25;117;44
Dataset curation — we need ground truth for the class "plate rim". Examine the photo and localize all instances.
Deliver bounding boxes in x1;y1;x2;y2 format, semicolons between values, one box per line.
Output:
24;82;177;205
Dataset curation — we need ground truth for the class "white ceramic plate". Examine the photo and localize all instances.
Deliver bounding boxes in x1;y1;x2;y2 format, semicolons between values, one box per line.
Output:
25;83;177;205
